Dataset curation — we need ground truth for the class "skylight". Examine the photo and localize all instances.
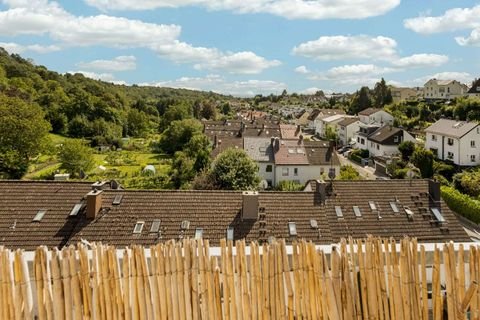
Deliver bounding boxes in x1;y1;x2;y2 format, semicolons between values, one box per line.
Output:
353;206;362;217
226;227;234;241
288;222;297;236
390;202;399;213
369;201;376;210
33;210;47;222
181;220;190;230
288;148;295;154
112;194;123;205
335;206;343;218
195;228;203;239
69;203;82;216
133;221;144;234
310;219;318;228
150;219;161;233
431;208;445;223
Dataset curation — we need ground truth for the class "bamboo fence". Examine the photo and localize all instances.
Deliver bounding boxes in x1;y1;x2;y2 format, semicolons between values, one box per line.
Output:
0;237;479;319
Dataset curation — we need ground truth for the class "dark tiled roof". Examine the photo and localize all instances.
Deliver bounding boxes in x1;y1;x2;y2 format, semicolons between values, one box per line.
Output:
337;117;359;127
0;180;92;250
368;125;403;144
358;107;382;116
304;141;340;166
0;180;471;250
307;109;321;121
210;137;243;158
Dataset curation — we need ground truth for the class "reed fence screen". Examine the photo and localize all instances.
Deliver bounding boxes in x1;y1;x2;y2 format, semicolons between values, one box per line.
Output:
0;237;478;319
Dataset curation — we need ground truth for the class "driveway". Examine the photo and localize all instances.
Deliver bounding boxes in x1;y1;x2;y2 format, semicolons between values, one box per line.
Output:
337;153;378;180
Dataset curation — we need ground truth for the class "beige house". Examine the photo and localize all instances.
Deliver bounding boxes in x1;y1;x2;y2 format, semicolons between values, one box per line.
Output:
424;79;468;100
295;110;311;127
391;87;422;103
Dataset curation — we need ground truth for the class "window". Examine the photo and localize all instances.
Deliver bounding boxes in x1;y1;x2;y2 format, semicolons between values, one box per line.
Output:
394;136;399;143
226;227;234;241
335;206;343;218
361;138;365;144
478;128;480;134
266;165;272;172
181;220;190;230
447;152;454;160
357;137;360;143
328;168;336;179
112;194;123;205
377;144;380;150
288;222;297;236
282;168;289;176
150;219;161;233
431;208;445;223
390;202;399;213
294;168;298;176
310;219;318;228
430;148;438;157
447;138;454;146
370;142;374;147
195;228;203;239
353;206;362;217
33;209;47;222
69;203;83;216
471;141;476;148
133;221;144;234
369;201;377;210
471;155;476;162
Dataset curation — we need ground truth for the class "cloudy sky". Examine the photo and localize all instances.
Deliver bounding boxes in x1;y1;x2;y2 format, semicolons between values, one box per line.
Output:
0;0;479;96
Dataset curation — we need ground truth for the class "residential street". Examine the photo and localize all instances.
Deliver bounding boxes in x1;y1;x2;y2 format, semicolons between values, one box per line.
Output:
337;153;379;180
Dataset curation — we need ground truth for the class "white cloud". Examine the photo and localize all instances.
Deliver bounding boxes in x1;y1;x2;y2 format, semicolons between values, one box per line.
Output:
404;5;480;34
0;0;280;74
391;54;449;68
0;42;60;54
309;64;394;81
68;70;127;85
410;72;472;86
77;55;137;71
294;65;310;74
300;87;323;94
456;28;480;46
140;74;287;97
292;35;398;61
84;0;400;20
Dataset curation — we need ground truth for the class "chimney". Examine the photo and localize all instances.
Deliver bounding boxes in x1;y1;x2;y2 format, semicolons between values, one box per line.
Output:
274;137;280;152
271;137;275;147
315;180;327;204
214;135;218;149
242;191;259;220
86;189;103;220
296;125;301;135
429;179;441;204
298;134;304;145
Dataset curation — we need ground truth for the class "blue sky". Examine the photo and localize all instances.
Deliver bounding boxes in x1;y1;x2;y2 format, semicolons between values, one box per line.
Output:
0;0;479;96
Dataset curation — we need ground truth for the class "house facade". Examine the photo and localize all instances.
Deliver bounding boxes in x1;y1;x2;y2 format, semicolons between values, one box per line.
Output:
337;117;360;146
308;108;345;132
424;79;469;100
391;87;423;103
366;125;416;157
468;79;480;98
425;119;480;166
315;114;350;138
358;108;394;125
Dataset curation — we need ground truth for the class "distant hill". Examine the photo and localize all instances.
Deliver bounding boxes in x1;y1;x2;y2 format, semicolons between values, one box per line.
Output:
0;48;233;140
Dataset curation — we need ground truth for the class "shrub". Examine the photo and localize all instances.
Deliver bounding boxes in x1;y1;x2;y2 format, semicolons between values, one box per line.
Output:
441;186;480;223
275;180;304;191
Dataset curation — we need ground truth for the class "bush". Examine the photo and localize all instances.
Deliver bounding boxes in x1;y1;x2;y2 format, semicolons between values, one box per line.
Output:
349;153;362;164
441;186;480;223
275;180;304;191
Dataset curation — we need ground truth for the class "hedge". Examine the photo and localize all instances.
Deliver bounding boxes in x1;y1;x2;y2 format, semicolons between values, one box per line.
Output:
349;153;362;164
441;186;480;223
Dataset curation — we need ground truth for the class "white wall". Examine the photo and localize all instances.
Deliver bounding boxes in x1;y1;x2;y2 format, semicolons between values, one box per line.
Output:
425;127;480;166
359;111;394;125
424;80;468;100
257;162;275;186
274;165;339;186
338;122;360;146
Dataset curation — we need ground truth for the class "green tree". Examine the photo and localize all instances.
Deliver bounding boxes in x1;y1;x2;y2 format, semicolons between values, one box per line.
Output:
339;165;361;180
200;101;217;120
68;115;93;138
411;147;434;178
58;139;95;177
275;180;304;191
398;141;415;161
126;109;150;137
184;134;211;171
453;169;480;197
209;148;260;190
159;119;203;154
170;151;196;189
373;78;393;107
349;86;372;114
0;95;50;178
324;125;338;142
221;102;231;115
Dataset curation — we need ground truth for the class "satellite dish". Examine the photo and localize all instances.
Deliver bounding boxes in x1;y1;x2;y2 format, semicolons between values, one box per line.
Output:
406;169;415;179
259;180;269;190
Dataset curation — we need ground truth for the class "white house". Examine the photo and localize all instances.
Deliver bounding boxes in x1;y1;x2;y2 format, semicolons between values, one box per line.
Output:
243;137;275;187
391;87;423;103
307;108;345;131
424;79;468;100
315;114;351;138
358;108;394;125
425;119;480;166
366;125;416;157
337;117;360;146
355;123;381;150
468;79;480;98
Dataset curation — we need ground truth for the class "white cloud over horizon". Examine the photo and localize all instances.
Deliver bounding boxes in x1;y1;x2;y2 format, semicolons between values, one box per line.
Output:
77;55;137;71
83;0;400;20
0;0;280;74
139;74;287;97
0;41;60;54
67;70;127;85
